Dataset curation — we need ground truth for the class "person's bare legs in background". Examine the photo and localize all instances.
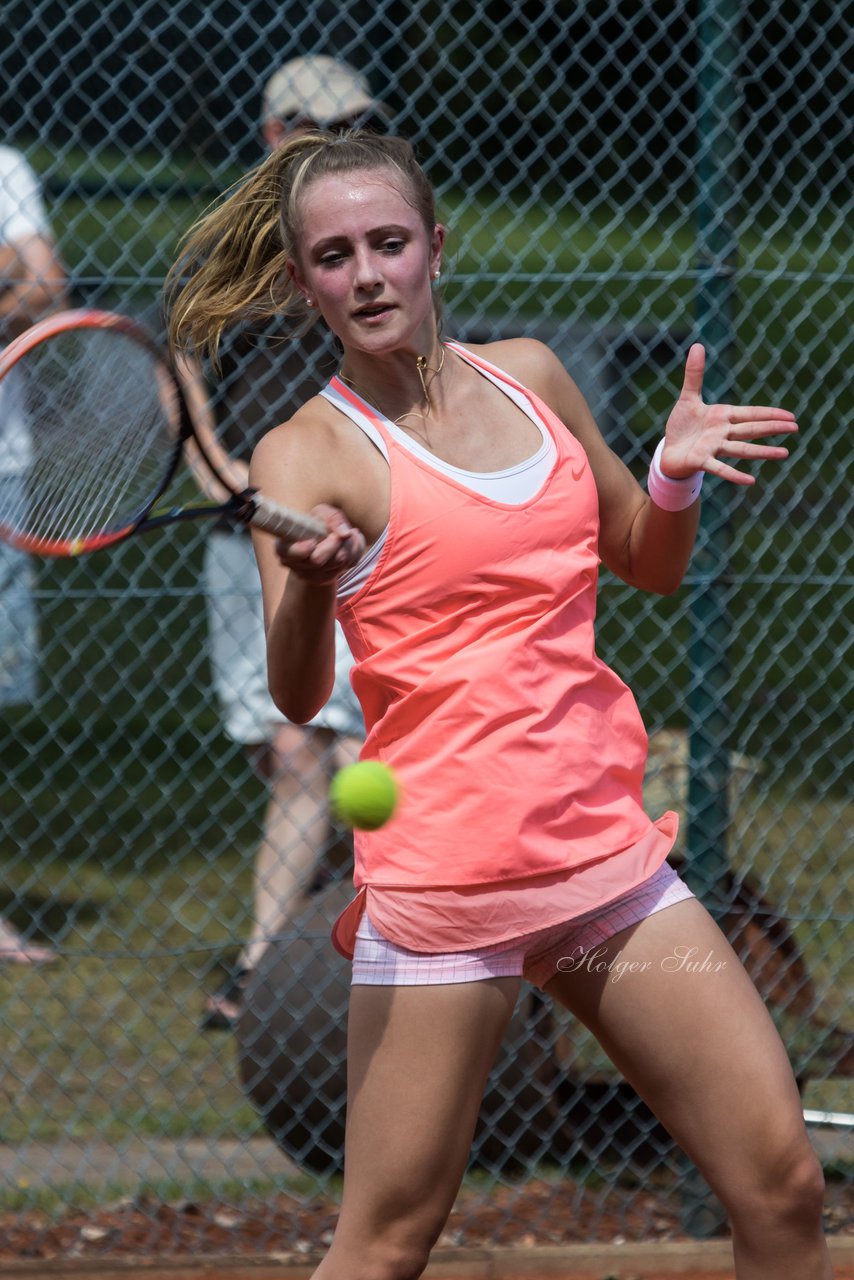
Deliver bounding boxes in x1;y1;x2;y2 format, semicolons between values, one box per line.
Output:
246;722;361;968
201;722;360;1028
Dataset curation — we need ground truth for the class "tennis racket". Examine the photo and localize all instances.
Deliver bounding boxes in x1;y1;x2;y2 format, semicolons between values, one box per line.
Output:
0;308;326;556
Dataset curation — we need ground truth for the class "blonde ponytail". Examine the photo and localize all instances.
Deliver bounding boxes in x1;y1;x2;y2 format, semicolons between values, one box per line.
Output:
165;133;327;365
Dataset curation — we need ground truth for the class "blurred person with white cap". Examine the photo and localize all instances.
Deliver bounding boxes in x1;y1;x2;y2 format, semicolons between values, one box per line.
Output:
261;54;389;144
195;56;389;1030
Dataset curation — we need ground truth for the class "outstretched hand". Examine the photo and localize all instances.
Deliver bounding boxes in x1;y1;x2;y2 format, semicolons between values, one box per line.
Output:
274;503;366;585
661;343;798;486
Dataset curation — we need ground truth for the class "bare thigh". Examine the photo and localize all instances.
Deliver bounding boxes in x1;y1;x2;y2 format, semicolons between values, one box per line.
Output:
544;897;812;1208
324;977;521;1265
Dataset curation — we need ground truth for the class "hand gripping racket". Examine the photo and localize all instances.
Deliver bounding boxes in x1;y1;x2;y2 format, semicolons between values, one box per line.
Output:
0;308;326;556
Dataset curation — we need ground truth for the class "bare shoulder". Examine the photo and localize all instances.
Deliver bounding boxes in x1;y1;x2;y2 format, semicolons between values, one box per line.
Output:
454;336;589;426
252;393;340;461
249;393;382;536
454;336;562;383
249;394;346;500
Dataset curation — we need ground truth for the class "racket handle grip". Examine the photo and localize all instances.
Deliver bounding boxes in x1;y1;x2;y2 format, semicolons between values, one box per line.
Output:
248;493;329;542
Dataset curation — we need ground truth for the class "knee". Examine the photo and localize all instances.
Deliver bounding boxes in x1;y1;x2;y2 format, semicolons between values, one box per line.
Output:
730;1139;826;1237
327;1213;440;1280
378;1242;432;1280
333;1238;431;1280
775;1147;826;1232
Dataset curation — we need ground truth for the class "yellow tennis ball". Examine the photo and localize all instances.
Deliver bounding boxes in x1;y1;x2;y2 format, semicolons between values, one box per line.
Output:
329;761;399;831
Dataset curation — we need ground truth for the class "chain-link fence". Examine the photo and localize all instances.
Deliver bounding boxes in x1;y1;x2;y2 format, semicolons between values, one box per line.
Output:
1;0;851;1262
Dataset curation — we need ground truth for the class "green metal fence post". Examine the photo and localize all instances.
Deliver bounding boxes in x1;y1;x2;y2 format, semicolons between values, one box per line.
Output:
681;0;740;1238
686;0;739;926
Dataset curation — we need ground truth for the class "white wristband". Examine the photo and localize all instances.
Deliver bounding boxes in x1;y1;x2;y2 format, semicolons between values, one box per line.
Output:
647;439;704;512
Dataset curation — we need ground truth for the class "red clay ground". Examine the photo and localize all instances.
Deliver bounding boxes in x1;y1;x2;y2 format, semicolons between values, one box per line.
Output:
0;1176;851;1276
3;1260;854;1279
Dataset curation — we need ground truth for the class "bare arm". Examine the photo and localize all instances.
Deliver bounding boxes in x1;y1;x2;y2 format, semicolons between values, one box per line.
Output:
0;235;68;337
524;340;797;595
249;420;365;723
539;345;701;594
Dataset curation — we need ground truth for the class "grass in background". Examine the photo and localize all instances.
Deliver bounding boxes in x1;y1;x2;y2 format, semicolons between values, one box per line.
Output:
0;736;265;1147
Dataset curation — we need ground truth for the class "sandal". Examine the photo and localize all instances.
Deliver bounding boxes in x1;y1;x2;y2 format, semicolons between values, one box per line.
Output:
199;968;250;1032
0;918;58;966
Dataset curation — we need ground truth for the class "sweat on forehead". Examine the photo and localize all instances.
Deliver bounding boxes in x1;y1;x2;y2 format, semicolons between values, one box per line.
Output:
281;138;436;249
289;167;416;237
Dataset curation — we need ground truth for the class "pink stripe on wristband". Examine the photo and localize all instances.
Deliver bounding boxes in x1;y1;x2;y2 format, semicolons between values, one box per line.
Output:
647;439;704;511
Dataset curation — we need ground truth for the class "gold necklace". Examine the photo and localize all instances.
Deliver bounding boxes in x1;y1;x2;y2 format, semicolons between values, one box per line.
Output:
338;346;446;433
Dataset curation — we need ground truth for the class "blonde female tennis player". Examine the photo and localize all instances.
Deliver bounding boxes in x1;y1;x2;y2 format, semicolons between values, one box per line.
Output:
167;132;828;1280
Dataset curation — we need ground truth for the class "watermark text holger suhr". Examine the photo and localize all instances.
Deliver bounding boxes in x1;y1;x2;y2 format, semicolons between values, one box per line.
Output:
556;945;728;983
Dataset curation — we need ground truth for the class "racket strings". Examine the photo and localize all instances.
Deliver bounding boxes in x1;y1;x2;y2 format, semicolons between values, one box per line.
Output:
0;328;179;548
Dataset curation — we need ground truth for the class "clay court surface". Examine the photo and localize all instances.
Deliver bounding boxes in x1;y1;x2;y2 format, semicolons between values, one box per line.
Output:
1;1178;851;1278
3;1259;854;1279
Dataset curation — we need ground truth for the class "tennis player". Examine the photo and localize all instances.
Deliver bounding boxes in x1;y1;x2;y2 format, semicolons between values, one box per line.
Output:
167;132;829;1279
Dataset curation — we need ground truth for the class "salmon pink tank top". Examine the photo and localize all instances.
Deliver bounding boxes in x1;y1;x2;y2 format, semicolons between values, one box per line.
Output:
321;343;677;953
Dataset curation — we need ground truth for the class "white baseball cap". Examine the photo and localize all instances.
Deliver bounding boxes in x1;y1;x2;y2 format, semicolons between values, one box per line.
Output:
262;55;386;127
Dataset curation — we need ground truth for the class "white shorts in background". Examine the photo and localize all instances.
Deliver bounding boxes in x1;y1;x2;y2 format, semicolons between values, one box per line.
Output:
204;529;364;745
0;505;37;707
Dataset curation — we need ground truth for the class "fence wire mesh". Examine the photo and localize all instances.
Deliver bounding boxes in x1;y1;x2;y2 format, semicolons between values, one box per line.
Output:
0;0;851;1262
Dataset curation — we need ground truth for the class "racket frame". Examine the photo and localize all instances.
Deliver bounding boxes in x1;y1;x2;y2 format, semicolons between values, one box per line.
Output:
0;308;321;556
